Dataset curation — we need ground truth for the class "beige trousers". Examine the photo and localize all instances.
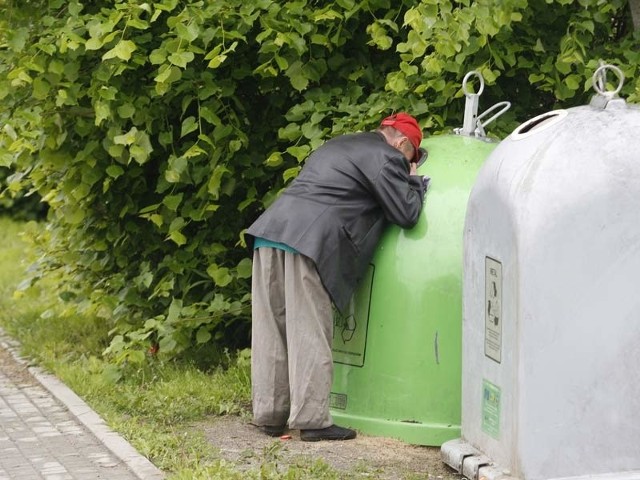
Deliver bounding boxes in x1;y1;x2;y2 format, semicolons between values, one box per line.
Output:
251;247;334;430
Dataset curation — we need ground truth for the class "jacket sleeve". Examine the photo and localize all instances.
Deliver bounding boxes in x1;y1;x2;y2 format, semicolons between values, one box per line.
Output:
371;157;425;228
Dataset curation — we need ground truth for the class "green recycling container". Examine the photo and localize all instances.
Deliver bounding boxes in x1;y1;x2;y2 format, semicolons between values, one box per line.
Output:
330;134;496;446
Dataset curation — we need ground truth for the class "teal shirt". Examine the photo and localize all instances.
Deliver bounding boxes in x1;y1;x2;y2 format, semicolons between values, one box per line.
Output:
253;237;299;254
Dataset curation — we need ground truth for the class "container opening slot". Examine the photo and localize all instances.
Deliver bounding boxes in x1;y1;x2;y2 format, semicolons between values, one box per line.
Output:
517;113;559;134
511;109;568;140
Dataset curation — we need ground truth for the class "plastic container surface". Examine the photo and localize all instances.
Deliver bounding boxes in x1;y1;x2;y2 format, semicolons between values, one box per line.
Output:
330;134;496;446
442;99;640;479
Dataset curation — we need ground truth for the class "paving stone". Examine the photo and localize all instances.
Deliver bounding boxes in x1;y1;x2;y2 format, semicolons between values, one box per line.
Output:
0;337;165;480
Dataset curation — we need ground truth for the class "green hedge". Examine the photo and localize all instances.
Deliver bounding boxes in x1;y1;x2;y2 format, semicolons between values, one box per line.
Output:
0;0;638;363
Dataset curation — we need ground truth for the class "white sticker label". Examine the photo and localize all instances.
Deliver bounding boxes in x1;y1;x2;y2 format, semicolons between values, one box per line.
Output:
485;257;502;363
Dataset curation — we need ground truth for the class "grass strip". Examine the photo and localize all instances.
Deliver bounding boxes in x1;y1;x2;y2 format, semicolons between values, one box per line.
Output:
0;217;350;479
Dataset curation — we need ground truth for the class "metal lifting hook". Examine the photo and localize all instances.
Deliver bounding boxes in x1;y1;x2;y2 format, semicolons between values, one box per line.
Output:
454;70;511;139
593;62;625;98
590;62;626;109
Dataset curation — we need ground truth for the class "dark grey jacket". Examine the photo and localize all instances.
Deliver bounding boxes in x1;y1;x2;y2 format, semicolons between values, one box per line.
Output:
246;131;425;312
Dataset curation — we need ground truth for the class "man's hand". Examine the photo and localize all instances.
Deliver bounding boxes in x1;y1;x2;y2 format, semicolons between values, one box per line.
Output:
409;161;418;176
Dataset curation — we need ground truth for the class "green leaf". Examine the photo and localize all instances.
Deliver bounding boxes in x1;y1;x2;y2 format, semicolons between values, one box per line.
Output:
155;66;184;94
387;71;407;93
130;138;153;164
169;217;186;232
183;144;206;158
236;258;252;279
168;51;195;68
529;73;545;83
117;103;136;118
68;1;83;16
368;21;393;50
106;165;124;178
2;124;17;141
555;59;571;75
286;61;309;91
264;152;283;167
274;54;289;70
114;127;139;146
102;40;137;61
94;101;111;126
286;145;310;162
176;22;200;42
131;130;153;164
32;78;50;99
207;165;230;198
278;123;301;141
167;299;183;323
181;116;198;137
196;327;211;344
283;166;301;182
533;38;545;52
208;54;228;69
149;48;167;64
166;154;188;182
229;140;242;153
207;264;232;286
301;122;322;140
139;203;161;214
165;170;180;183
49;60;65;75
199;106;220;126
565;74;581;91
127;18;149;30
159;336;178;354
168;230;187;246
148;214;163;227
163;193;183;211
65;206;86;225
85;37;103;51
7;27;29;52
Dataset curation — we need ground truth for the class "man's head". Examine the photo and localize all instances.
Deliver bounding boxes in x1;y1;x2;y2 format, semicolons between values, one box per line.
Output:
379;113;423;162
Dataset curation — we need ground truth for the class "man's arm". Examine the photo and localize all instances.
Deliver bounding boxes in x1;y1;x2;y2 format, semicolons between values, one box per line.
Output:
372;158;427;228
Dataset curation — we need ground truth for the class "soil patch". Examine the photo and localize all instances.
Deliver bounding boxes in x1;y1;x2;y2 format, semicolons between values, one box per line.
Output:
200;416;463;479
0;340;37;387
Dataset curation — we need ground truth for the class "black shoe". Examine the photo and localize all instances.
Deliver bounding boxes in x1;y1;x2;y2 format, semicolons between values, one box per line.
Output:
257;424;286;437
300;424;357;442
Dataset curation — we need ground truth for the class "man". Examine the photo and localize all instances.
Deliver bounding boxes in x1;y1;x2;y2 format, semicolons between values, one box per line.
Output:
246;113;428;441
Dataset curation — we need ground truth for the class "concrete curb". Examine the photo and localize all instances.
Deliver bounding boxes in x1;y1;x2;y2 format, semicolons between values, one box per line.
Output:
0;330;165;480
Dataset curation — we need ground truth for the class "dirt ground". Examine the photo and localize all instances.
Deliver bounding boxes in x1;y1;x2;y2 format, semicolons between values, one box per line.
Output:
200;415;463;479
0;341;37;386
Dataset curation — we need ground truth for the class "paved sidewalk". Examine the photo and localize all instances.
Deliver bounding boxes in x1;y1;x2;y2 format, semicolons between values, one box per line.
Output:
0;334;164;480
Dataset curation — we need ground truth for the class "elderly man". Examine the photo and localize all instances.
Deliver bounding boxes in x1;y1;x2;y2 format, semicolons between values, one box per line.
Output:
247;113;428;441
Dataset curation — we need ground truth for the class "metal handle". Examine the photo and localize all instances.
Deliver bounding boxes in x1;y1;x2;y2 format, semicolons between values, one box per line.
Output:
592;63;624;98
456;70;510;138
475;101;512;137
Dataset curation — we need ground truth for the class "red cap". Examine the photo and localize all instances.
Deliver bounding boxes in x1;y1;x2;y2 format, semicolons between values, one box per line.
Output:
380;113;422;161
